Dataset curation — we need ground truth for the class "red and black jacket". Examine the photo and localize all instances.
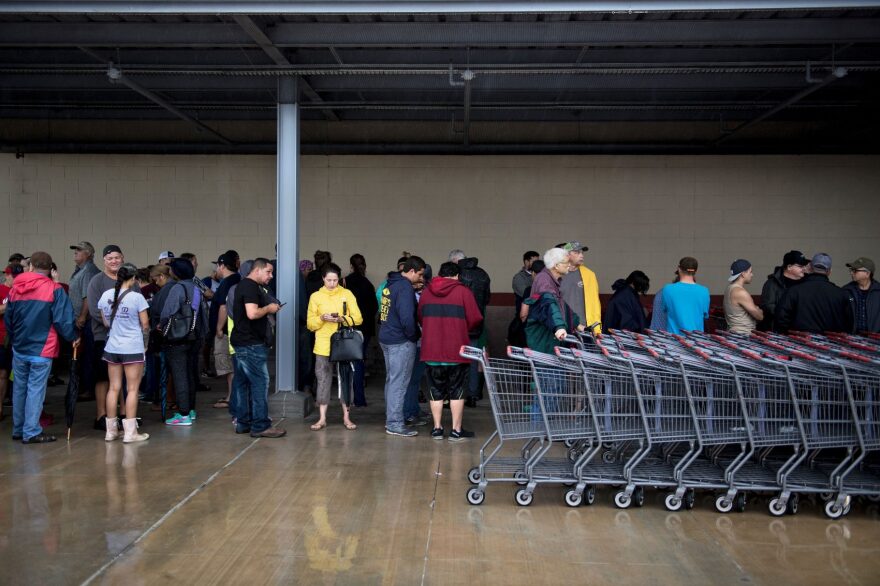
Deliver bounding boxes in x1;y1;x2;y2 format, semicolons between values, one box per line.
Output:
418;277;483;364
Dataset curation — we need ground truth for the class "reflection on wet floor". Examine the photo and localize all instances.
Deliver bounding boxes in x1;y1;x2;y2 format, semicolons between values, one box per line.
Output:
1;384;879;585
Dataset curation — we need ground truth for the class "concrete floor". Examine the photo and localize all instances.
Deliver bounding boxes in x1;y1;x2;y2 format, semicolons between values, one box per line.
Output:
2;378;880;586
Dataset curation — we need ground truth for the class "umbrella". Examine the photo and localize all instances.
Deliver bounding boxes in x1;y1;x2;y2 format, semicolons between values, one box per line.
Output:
64;344;79;441
336;362;354;407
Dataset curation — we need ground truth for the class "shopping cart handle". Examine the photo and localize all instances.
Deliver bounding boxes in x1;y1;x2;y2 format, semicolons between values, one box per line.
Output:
563;334;582;346
555;346;577;360
506;345;528;360
459;345;486;363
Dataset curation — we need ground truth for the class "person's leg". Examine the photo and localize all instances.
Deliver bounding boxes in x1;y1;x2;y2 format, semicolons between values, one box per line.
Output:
227;355;239;419
106;362;123;419
230;348;251;430
312;354;331;428
93;340;109;420
352;333;370;407
0;368;8;420
23;359;52;441
404;347;424;421
425;365;446;430
166;345;191;415
450;399;465;431
122;362;145;420
11;356;28;438
187;341;201;414
383;342;416;432
246;345;272;433
79;326;95;398
449;364;473;440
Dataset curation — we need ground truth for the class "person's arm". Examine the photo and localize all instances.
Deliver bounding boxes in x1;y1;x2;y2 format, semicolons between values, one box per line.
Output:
86;277;102;322
52;288;79;343
775;289;795;333
346;294;363;327
733;287;764;321
139;309;150;333
75;298;90;329
463;289;484;332
760;279;777;316
245;303;279;320
396;289;418;339
216;304;228;338
306;293;323;332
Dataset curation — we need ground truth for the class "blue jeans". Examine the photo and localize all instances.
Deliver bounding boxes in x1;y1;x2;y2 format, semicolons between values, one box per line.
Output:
12;356;53;440
404;347;425;420
380;341;417;431
231;344;271;433
352;333;371;407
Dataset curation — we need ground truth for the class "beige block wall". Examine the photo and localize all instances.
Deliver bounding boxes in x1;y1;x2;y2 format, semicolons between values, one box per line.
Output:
1;153;879;296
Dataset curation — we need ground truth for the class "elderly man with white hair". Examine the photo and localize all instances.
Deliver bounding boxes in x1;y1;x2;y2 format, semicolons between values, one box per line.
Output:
523;247;586;354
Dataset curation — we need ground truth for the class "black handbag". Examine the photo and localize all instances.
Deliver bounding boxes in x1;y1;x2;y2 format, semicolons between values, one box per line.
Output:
329;301;364;362
163;284;198;343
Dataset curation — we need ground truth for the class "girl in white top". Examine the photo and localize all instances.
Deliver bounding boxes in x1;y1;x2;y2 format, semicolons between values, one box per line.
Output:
98;263;150;443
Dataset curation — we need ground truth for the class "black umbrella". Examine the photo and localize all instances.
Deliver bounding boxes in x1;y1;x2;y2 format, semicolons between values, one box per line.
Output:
336;362;354;407
64;344;80;441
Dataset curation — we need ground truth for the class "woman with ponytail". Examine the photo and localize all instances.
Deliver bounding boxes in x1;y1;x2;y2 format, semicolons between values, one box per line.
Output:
98;263;150;443
344;254;378;407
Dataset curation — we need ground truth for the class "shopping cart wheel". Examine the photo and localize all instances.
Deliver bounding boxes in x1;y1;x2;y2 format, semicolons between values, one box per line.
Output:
602;451;616;464
768;498;787;517
819;491;834;502
514;471;528;486
467;467;481;484
786;494;799;515
567;448;579;462
614;491;632;509
585;487;596;506
633;487;645;508
565;489;583;508
866;494;880;503
664;494;683;512
715;495;734;514
685;489;696;510
515;489;534;507
824;501;845;520
466;488;485;506
564;439;575;449
734;492;746;513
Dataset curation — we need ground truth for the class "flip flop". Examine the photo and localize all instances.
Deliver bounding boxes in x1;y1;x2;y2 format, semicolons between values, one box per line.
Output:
213;399;229;409
310;421;327;431
343;421;357;430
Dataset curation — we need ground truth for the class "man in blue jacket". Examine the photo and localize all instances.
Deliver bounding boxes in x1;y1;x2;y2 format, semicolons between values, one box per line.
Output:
378;255;426;437
4;252;79;443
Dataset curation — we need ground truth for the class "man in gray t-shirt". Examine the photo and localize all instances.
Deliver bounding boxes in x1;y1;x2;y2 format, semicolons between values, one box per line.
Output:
69;241;101;329
85;245;139;430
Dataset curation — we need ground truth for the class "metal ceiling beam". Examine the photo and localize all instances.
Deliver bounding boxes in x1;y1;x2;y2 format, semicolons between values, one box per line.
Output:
232;15;339;120
2;1;880;15
714;67;848;145
78;47;234;144
4;18;880;48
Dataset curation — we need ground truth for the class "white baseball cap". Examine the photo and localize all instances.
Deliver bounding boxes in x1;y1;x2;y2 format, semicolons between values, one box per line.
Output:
158;250;175;261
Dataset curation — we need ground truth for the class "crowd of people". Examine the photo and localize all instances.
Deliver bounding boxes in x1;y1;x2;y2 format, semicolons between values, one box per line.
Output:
1;240;877;446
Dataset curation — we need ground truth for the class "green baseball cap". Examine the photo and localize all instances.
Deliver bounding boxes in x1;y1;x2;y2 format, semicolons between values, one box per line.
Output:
847;257;875;274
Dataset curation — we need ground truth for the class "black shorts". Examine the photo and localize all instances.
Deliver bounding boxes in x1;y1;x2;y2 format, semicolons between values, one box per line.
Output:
103;352;145;365
426;363;470;402
92;340;109;382
0;345;11;371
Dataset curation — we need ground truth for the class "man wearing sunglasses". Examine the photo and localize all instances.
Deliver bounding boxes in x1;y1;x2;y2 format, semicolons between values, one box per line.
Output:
843;257;879;333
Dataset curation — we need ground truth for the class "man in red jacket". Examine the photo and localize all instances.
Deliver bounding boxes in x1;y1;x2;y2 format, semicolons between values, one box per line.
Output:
4;252;79;443
418;262;483;442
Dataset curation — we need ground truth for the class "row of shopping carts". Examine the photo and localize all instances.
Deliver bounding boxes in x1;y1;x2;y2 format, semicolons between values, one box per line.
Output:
461;328;880;518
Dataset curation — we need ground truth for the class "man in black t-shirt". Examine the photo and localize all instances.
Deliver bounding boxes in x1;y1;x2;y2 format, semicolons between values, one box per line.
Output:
230;258;285;438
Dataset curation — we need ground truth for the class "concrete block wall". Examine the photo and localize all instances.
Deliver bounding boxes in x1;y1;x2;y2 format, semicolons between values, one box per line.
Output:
2;153;878;299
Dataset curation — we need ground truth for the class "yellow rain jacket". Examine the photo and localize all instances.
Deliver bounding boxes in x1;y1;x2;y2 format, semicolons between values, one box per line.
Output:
307;285;363;357
580;266;602;335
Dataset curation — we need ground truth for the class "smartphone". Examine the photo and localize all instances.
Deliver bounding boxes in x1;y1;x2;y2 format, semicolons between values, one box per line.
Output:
331;312;339;317
278;302;287;307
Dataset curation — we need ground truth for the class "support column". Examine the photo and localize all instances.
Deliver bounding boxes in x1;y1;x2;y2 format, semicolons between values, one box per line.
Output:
275;77;310;414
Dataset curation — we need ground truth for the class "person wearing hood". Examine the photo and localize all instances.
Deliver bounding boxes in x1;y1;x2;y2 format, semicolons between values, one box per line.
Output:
759;250;809;331
307;262;363;431
449;249;491;408
775;253;854;334
604;271;650;333
418;262;483;441
157;258;206;426
843;257;880;333
378;255;426;437
4;251;78;443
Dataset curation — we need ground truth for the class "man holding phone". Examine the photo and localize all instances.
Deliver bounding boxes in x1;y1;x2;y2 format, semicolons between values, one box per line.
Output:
230;258;286;438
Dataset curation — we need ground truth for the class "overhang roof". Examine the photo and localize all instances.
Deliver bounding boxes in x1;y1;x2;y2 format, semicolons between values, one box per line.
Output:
2;1;879;154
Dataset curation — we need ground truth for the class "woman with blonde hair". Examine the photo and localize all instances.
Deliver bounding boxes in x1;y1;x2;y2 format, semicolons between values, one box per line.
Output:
307;263;363;430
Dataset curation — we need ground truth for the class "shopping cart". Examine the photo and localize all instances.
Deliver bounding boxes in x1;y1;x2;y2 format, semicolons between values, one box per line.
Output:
460;346;547;506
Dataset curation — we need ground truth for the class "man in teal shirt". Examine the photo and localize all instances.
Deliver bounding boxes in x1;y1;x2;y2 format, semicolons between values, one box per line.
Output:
661;256;710;334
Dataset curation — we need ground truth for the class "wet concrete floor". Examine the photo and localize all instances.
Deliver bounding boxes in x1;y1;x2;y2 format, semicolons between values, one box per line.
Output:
1;378;879;585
